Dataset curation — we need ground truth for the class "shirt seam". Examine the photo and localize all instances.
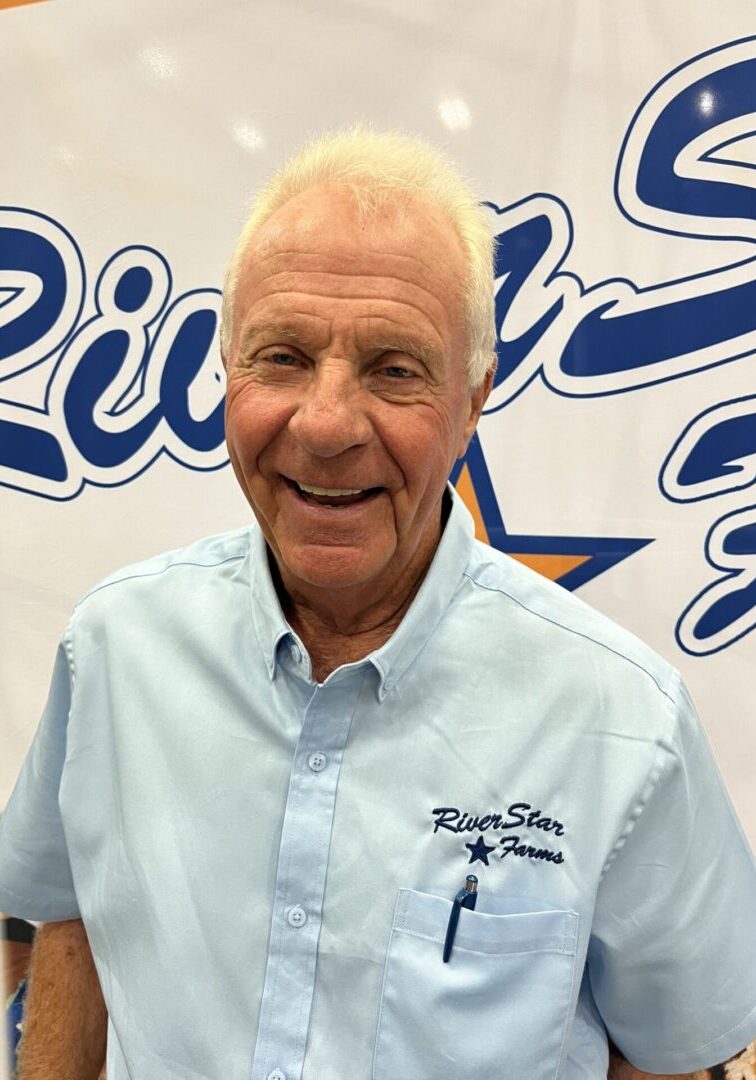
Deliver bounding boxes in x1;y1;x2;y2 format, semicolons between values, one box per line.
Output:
554;924;584;1080
63;612;77;689
598;673;681;880
461;570;677;703
74;552;248;609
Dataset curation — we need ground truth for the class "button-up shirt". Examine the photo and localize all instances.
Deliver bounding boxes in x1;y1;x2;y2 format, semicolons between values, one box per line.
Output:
0;489;754;1079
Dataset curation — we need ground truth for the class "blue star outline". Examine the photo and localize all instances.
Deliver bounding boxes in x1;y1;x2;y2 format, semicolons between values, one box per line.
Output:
451;433;652;592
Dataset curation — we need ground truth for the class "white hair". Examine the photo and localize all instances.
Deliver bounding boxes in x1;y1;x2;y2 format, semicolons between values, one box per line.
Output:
220;126;496;388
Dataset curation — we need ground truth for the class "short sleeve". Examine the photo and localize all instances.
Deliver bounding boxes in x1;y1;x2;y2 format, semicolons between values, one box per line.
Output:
0;641;80;921
588;673;756;1073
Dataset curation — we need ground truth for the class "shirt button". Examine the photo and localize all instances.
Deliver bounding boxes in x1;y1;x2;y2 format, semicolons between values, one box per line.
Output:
287;905;307;928
308;751;327;772
267;1071;286;1080
290;643;302;663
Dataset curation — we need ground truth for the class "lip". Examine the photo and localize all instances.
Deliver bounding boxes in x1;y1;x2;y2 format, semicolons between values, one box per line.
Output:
283;474;381;494
281;478;386;515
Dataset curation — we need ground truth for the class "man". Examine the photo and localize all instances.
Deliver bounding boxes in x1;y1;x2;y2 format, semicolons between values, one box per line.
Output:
0;129;754;1080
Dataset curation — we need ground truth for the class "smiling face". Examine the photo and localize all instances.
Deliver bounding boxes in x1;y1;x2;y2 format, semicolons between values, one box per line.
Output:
224;186;491;607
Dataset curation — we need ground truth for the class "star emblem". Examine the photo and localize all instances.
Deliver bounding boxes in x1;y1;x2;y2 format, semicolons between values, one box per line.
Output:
465;835;496;866
451;433;651;592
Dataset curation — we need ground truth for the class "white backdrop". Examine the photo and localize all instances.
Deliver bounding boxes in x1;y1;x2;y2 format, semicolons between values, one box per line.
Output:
1;0;755;855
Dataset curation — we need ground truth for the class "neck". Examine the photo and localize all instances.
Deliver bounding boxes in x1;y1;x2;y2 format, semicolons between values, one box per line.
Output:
272;530;441;683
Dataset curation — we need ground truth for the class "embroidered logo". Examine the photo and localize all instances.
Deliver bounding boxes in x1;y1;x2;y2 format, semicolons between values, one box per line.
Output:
432;803;566;866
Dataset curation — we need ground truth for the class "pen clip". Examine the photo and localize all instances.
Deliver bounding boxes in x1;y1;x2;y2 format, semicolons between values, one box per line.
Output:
442;875;478;963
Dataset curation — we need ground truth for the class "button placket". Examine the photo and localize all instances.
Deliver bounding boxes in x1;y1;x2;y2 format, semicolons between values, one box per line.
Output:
251;672;366;1080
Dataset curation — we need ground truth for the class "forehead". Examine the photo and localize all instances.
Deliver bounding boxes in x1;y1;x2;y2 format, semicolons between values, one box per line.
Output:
232;186;468;352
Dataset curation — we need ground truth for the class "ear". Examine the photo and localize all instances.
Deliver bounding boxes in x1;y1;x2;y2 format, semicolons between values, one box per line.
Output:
456;359;496;458
218;330;230;369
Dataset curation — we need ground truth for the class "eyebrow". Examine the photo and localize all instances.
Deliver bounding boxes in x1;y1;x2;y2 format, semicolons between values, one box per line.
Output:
368;336;441;369
238;321;311;356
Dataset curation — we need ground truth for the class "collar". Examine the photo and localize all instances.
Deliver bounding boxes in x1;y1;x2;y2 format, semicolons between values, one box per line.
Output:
248;483;476;700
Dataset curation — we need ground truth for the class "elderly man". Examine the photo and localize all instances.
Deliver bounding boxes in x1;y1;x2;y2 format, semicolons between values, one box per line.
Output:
0;130;754;1080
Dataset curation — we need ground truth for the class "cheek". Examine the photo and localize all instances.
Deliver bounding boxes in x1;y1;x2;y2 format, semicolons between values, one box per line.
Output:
386;408;459;493
225;384;288;469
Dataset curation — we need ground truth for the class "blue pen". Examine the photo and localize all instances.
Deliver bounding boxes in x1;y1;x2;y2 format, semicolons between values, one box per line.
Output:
443;874;478;962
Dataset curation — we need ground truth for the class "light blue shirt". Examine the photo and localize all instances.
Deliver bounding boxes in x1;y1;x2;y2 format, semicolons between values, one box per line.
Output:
1;489;754;1079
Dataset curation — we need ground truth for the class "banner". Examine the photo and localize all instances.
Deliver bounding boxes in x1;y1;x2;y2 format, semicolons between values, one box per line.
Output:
2;1;754;852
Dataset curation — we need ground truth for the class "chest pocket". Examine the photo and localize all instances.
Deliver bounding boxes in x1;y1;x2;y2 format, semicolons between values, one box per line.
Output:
372;889;579;1080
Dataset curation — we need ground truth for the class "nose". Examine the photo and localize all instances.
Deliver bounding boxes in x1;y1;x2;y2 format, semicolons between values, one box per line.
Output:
288;358;372;457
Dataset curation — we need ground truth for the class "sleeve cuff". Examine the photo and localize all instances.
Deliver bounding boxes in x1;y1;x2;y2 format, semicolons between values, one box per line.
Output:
0;884;80;923
618;1004;756;1074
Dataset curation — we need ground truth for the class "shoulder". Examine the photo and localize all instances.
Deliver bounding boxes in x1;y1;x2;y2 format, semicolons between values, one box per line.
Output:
70;527;253;623
462;539;681;707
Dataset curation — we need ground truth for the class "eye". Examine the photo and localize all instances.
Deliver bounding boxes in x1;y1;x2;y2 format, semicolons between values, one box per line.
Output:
381;364;416;379
267;352;298;367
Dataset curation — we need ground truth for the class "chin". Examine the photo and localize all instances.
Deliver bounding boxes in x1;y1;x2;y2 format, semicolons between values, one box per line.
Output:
284;545;391;593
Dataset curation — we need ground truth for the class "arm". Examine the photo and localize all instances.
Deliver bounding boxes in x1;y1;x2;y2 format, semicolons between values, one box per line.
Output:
589;678;756;1073
17;918;107;1080
2;915;34;999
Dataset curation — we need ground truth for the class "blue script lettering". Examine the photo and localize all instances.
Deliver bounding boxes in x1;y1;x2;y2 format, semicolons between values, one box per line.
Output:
676;507;756;655
486;38;756;410
0;226;226;499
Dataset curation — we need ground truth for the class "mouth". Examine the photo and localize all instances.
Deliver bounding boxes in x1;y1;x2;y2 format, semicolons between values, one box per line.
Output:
284;476;385;508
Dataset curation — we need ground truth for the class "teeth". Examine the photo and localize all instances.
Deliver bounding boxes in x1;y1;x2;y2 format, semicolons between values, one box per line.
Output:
297;482;365;497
